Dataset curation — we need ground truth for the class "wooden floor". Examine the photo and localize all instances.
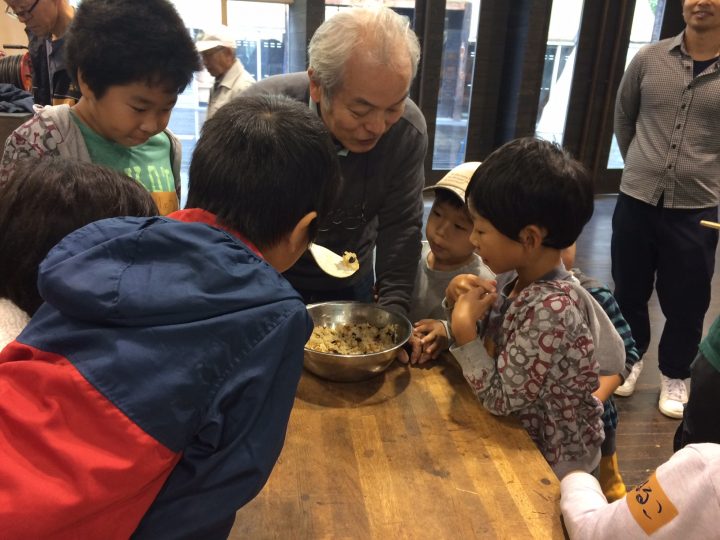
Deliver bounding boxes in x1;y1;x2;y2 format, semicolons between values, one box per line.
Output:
575;195;720;488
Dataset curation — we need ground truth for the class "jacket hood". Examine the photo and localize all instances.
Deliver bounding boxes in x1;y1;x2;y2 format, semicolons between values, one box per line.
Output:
38;216;298;325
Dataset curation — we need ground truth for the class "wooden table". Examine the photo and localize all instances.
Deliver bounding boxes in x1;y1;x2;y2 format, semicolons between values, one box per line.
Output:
231;359;564;539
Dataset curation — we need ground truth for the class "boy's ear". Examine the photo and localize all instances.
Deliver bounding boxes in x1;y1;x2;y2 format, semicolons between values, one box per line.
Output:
288;211;318;253
263;211;318;273
76;70;94;100
518;225;547;249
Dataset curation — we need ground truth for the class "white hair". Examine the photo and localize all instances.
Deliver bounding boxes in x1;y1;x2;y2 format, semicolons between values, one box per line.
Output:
308;6;421;100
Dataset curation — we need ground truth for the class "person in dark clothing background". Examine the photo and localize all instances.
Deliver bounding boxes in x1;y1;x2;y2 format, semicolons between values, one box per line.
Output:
4;0;80;105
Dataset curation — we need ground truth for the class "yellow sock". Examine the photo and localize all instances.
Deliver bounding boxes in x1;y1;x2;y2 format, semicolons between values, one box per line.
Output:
599;453;627;502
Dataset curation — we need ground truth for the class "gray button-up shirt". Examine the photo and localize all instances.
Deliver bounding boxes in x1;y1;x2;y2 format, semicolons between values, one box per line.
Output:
615;32;720;209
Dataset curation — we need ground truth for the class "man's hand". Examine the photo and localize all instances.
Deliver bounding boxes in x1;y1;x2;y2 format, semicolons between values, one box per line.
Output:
398;334;422;364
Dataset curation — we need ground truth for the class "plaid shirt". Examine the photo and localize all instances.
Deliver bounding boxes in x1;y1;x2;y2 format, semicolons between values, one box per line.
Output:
615;32;720;209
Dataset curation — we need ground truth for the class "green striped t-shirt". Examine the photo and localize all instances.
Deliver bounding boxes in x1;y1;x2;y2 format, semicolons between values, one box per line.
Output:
71;112;178;215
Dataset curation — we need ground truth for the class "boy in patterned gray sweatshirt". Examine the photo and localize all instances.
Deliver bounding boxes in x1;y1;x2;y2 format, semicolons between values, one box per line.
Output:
445;138;624;479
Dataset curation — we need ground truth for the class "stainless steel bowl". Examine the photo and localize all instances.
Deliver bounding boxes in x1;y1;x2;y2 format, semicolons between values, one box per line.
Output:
304;301;412;382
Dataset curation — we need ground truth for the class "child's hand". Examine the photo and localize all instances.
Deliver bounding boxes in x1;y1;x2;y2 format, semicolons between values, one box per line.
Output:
593;374;623;402
451;287;498;346
446;274;497;306
410;319;449;364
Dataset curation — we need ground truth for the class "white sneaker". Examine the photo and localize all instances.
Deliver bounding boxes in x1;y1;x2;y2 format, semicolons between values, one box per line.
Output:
614;360;643;397
658;375;688;419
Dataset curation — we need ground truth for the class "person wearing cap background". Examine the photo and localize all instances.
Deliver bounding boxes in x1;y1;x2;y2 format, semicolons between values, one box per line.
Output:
196;25;255;119
404;161;494;365
3;0;80;106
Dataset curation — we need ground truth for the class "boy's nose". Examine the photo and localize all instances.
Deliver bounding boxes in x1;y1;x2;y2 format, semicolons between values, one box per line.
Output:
140;113;167;135
139;120;158;134
436;221;451;235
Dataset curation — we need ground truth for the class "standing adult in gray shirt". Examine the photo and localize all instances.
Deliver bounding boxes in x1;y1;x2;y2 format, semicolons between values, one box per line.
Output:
612;0;720;418
243;6;427;316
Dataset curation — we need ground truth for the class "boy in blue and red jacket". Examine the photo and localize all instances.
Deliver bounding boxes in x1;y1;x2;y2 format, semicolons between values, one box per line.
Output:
0;94;340;539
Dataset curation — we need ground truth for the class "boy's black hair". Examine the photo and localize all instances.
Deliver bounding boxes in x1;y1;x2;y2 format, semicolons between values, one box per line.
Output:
466;137;593;249
186;95;341;249
65;0;201;98
433;189;466;211
0;158;159;315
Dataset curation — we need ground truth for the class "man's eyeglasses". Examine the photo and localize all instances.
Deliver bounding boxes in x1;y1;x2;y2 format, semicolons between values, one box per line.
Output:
5;0;41;21
317;203;368;232
317;158;370;232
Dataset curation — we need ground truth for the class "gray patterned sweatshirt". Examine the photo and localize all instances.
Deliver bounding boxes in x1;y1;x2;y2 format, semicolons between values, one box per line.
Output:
449;269;625;479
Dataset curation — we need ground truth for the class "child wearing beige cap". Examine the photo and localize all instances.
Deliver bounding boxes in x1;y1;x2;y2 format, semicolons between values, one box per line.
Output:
403;162;494;364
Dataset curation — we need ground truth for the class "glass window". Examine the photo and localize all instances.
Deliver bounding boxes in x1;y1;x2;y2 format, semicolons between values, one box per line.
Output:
535;0;584;144
227;2;289;81
325;1;415;23
167;0;289;206
171;0;224;40
607;0;665;169
432;0;481;170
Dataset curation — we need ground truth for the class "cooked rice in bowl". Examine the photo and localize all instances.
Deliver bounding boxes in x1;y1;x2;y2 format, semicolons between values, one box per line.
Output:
306;323;399;355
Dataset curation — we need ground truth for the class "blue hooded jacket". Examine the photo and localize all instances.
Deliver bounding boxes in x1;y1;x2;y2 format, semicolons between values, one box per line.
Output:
0;210;312;539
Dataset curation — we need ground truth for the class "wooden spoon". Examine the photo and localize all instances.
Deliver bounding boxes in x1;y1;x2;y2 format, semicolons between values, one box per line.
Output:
308;243;359;278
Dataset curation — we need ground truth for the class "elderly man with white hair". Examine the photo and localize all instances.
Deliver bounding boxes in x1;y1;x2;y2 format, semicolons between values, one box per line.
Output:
196;25;255;118
243;6;427;318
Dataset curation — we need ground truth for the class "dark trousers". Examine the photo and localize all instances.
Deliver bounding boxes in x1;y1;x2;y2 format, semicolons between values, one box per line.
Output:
673;351;720;450
611;193;718;379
